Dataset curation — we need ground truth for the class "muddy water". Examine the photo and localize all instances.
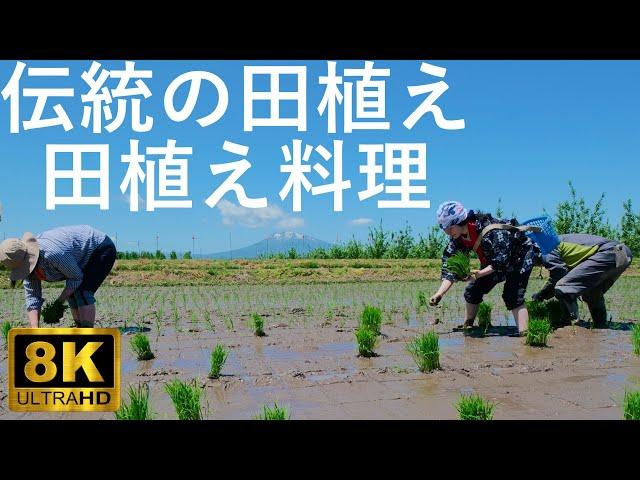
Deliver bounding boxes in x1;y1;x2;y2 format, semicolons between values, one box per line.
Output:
1;317;638;420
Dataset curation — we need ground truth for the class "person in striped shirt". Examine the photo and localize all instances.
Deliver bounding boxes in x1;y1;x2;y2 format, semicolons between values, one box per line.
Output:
0;225;116;328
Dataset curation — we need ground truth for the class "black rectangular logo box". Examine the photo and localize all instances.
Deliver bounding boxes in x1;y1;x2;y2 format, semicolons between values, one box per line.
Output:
8;328;121;412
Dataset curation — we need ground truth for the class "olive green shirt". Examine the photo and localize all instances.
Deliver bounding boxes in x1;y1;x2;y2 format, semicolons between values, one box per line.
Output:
557;241;599;269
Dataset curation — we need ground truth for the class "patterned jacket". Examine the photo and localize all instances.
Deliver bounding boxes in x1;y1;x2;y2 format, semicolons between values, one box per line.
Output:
441;211;539;282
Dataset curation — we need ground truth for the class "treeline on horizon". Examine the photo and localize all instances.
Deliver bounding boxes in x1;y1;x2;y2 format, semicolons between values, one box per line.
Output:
112;182;640;261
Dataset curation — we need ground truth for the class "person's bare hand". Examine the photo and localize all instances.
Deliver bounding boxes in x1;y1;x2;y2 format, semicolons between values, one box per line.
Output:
429;294;442;306
466;270;481;282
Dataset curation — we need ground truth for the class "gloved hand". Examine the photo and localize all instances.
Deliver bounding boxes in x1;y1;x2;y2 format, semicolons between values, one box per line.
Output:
531;291;542;302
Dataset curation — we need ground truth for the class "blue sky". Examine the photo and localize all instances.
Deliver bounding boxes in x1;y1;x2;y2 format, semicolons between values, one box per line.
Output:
0;60;638;254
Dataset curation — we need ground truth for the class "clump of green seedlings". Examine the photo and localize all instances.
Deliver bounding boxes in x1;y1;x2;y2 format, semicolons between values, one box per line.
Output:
164;379;205;420
208;344;228;379
455;393;495;420
41;299;68;325
526;299;566;328
360;305;382;335
525;299;548;320
255;402;290;420
250;313;265;336
131;332;154;359
406;331;440;372
631;323;640;356
445;252;471;279
115;383;153;420
477;302;492;334
417;291;427;309
2;320;13;348
355;326;378;357
525;318;552;347
623;390;640;420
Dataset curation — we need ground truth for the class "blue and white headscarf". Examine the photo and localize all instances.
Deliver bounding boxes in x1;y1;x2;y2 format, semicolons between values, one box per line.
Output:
436;201;469;229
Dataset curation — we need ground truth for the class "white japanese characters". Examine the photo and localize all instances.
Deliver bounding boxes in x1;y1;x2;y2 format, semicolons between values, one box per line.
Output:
2;60;466;214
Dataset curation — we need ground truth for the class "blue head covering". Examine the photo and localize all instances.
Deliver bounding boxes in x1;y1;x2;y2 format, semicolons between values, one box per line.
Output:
436;201;469;229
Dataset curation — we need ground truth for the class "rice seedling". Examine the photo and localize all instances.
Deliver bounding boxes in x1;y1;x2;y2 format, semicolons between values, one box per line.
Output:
631;323;640;356
224;316;234;331
115;383;153;420
250;313;265;336
255;402;290;420
445;252;471;280
406;331;440;372
164;379;205;420
172;302;181;332
623;390;640;420
41;299;68;325
130;333;154;360
360;305;382;335
208;344;228;379
525;318;552;347
203;310;216;332
417;291;427;309
2;320;13;348
403;308;410;324
355;326;378;357
477;301;492;334
455;393;495;420
154;310;163;334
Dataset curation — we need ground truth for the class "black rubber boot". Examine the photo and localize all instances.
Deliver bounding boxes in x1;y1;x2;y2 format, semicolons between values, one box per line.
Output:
555;291;579;324
587;296;608;328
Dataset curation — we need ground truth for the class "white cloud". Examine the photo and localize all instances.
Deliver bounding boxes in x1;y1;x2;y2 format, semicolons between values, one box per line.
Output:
217;200;304;229
349;218;373;226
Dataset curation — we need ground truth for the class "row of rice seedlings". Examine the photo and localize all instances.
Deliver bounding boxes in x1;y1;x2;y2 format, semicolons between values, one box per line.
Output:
117;381;290;420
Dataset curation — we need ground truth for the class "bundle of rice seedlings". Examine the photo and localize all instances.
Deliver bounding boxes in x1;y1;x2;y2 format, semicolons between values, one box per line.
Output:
250;313;265;336
525;318;552;347
406;331;440;372
477;302;492;333
355;326;378;357
445;252;471;280
255;402;290;420
455;393;495;420
130;333;154;361
164;379;205;420
41;300;68;324
115;383;153;420
208;344;228;379
360;305;382;335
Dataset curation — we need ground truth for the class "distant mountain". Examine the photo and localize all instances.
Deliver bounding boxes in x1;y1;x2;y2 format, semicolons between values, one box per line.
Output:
197;232;334;259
